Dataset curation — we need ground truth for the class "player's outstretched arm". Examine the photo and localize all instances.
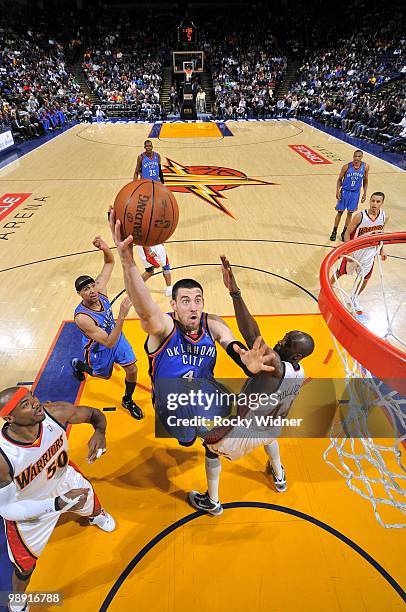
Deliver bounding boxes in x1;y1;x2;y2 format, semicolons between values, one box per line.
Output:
108;208;172;338
220;255;261;348
47;402;107;463
208;315;275;376
93;235;115;293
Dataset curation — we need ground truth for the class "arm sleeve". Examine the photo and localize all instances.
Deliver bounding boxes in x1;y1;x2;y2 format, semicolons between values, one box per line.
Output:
226;340;255;377
159;166;164;183
0;481;58;521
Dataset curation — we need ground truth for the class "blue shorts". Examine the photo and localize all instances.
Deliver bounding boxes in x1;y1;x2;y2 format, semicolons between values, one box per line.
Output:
336;189;360;212
86;334;136;378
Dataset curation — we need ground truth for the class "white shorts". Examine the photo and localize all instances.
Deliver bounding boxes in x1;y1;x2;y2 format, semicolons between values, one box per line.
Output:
207;428;277;461
137;244;169;270
4;463;100;573
338;246;378;280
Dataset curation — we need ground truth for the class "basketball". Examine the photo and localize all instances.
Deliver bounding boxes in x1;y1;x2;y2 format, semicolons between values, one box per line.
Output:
113;179;179;246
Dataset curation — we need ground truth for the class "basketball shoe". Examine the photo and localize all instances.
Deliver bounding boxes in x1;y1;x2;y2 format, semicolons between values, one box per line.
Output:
350;295;363;314
267;462;287;492
9;602;30;612
71;357;85;381
188;491;223;516
330;229;337;241
89;509;116;532
122;397;143;420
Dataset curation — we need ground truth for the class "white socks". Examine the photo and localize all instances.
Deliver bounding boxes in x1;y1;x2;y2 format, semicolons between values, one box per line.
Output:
264;440;283;479
205;456;221;502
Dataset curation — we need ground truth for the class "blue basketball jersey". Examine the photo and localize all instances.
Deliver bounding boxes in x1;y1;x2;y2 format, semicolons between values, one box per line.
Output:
342;161;365;192
141;152;160;181
147;313;217;381
74;293;118;354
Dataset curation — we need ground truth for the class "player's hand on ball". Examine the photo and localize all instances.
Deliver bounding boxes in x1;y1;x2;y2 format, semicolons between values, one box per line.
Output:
220;255;240;293
108;206;134;254
57;488;89;512
93;235;110;252
236;336;275;375
87;430;107;463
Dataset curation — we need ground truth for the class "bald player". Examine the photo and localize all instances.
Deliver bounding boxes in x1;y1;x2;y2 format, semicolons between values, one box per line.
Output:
188;256;314;515
0;387;115;610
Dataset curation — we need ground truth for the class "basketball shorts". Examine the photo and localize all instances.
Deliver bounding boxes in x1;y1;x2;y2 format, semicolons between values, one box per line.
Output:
153;378;232;445
338;247;377;280
137;245;170;272
4;464;101;573
86;334;136;378
336;189;360;212
207;426;280;461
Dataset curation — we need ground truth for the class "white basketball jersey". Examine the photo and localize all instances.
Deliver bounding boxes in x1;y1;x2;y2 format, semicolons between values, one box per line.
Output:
244;360;305;432
351;209;386;240
350;209;386;265
272;360;305;417
0;412;69;501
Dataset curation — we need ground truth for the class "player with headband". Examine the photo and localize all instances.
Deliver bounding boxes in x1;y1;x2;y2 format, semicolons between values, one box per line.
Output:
0;387;115;611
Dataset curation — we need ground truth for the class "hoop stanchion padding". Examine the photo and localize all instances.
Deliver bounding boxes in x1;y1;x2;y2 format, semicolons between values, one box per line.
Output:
319;232;406;388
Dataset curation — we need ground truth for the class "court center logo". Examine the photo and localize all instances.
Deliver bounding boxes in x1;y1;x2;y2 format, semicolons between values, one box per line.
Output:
162;158;274;219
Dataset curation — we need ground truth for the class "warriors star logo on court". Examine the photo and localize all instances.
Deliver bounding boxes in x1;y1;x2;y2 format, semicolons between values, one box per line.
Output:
162;158;275;218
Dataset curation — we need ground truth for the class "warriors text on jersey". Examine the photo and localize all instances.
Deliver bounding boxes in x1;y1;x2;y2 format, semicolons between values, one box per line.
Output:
0;412;68;500
141;152;160;181
340;208;386;277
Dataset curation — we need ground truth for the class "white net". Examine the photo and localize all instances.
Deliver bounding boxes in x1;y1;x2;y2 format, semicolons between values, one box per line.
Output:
324;241;406;528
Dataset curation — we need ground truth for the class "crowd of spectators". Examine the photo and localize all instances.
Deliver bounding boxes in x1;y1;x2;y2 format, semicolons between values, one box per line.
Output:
81;11;176;120
199;11;287;119
0;23;92;142
284;30;406;152
1;2;405;155
211;46;287;119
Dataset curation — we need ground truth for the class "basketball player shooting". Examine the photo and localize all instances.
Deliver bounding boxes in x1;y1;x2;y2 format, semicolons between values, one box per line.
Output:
71;235;143;420
134;140;164;183
108;210;276;446
188;256;315;515
0;387;115;610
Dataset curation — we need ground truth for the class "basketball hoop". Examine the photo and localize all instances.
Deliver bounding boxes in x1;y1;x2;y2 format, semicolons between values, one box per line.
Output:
319;232;406;528
184;68;193;83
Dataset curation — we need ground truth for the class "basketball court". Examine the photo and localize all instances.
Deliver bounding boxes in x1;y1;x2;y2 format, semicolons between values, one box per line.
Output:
0;119;405;610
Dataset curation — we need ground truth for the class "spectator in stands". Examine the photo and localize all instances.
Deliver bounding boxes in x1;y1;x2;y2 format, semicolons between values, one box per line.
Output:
196;88;206;113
